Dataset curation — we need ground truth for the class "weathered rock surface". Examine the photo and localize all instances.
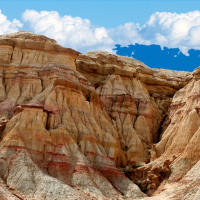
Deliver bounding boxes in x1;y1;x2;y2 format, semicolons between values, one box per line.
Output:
133;66;200;199
0;32;144;200
0;31;199;200
76;51;192;166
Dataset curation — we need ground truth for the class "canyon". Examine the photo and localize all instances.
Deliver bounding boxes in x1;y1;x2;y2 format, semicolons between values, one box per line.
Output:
0;31;199;200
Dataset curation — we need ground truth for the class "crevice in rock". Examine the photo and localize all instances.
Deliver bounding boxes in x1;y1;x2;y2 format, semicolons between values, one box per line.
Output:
10;52;14;63
20;52;23;65
45;111;53;131
0;121;8;141
86;96;90;102
157;114;171;142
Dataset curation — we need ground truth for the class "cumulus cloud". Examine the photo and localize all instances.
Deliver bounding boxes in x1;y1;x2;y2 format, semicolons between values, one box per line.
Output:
113;10;200;55
108;22;148;46
21;9;114;53
0;10;22;35
140;11;200;54
1;9;200;55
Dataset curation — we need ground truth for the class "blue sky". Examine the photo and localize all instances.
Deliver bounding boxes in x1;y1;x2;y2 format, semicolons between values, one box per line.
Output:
0;0;200;71
2;1;200;28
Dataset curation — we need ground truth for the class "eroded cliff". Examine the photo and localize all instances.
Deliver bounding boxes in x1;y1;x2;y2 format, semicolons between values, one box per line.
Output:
0;31;198;200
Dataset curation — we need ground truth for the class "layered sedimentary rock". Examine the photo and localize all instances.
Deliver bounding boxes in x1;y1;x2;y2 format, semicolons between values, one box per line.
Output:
0;32;144;200
130;66;200;199
76;51;191;166
0;31;199;200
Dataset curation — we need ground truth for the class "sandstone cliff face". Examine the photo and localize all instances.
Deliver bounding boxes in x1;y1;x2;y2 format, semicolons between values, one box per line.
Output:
135;66;200;199
0;32;143;200
0;31;198;200
76;51;191;166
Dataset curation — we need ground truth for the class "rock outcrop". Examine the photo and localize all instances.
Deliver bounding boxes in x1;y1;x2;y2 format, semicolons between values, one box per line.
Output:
131;66;200;199
76;51;191;165
0;31;199;200
0;32;144;200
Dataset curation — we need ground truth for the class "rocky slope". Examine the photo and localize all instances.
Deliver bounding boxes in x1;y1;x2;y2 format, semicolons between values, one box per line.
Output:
0;31;198;200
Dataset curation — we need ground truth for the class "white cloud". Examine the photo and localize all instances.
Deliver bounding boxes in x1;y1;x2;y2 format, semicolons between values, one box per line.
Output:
108;22;148;46
108;11;200;54
1;9;200;55
0;10;22;35
94;27;108;40
21;9;114;53
140;11;200;54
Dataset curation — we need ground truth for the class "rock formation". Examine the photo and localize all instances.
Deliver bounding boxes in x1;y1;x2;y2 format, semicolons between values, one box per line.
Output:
0;31;199;200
